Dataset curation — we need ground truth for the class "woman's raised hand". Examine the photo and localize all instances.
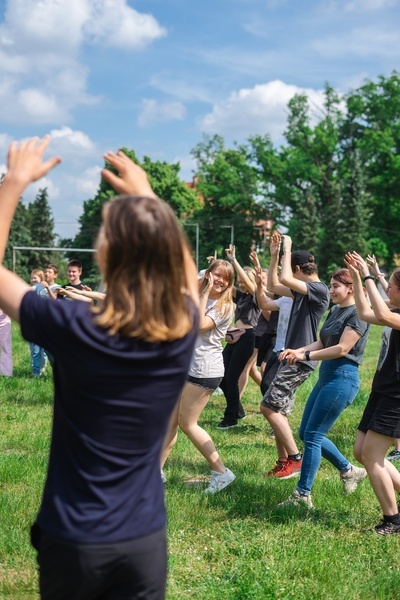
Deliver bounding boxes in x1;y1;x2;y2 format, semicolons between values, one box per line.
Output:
269;232;281;257
249;251;260;268
254;265;263;286
102;151;156;198
6;136;61;187
206;251;217;264
225;244;236;261
366;254;380;277
349;251;370;279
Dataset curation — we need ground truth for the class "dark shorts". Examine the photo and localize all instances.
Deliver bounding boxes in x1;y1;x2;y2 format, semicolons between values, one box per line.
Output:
260;361;312;416
358;390;400;438
187;375;223;391
31;524;167;600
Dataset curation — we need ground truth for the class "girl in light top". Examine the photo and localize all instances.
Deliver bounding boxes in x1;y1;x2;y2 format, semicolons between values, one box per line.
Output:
162;259;236;493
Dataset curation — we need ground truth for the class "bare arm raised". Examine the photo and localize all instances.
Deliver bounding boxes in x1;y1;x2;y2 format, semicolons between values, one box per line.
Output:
0;137;61;321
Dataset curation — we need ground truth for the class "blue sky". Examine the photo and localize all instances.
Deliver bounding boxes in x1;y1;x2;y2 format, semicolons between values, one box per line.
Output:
0;0;399;240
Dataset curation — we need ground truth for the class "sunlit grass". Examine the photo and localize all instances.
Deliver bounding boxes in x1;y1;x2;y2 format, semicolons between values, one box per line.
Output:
1;323;399;599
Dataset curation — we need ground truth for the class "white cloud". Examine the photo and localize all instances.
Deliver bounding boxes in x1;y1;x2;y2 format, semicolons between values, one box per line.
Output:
84;0;166;50
49;127;97;153
23;177;61;203
345;0;397;11
138;99;186;127
73;166;103;196
0;0;166;125
313;27;400;58
199;80;325;142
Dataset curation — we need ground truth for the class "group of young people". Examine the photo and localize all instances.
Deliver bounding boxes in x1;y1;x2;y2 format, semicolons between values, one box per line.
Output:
0;136;399;600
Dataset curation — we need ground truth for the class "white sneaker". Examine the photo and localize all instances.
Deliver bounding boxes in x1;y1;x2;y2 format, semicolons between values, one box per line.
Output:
340;465;367;495
204;468;235;494
161;470;167;484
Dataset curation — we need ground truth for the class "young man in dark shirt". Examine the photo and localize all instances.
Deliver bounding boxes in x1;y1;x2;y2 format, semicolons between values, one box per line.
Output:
261;233;330;480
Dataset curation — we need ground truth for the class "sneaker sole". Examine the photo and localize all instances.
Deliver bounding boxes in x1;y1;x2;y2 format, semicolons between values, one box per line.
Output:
217;423;238;430
274;469;302;480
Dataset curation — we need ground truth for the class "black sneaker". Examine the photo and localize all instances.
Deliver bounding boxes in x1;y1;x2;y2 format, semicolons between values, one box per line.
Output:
387;449;400;462
217;419;238;430
374;520;400;536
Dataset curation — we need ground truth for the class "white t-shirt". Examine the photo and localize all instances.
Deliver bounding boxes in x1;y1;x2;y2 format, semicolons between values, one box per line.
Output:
273;296;293;353
189;299;232;378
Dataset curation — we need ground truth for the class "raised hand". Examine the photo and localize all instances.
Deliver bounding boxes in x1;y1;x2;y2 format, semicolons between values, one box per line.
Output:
282;235;292;254
225;244;236;261
349;251;370;278
269;232;281;257
102;151;156;198
6;136;61;187
254;265;263;286
249;251;260;268
206;251;217;264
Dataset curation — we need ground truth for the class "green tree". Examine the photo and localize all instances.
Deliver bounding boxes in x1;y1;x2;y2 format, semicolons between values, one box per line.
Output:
4;201;33;281
343;72;400;268
191;135;265;266
72;149;200;280
26;188;57;272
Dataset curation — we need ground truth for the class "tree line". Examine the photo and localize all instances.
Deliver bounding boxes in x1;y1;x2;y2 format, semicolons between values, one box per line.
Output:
5;72;400;283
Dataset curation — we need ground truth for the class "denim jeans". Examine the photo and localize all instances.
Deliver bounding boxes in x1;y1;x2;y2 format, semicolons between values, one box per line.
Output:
29;343;46;377
297;359;360;496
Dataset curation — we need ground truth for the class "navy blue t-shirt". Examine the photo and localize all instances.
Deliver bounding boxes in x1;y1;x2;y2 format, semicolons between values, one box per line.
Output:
20;291;198;544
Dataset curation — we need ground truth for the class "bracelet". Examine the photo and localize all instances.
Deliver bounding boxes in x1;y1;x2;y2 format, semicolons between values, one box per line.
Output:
362;275;375;283
305;350;311;361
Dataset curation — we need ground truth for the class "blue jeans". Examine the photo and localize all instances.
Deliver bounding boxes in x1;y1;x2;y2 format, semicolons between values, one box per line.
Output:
29;343;46;377
297;359;360;496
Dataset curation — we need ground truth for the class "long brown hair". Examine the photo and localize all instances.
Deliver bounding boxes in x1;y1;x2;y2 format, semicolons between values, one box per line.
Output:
199;260;234;318
94;194;196;342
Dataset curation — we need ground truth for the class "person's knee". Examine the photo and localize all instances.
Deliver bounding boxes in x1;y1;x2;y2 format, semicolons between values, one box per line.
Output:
353;445;363;465
178;413;192;434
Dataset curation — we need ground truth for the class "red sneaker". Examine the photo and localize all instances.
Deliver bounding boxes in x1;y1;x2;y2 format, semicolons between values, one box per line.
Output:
265;458;288;477
274;458;302;479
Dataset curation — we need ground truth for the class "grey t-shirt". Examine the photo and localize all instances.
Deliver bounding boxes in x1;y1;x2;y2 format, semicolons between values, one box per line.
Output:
273;296;293;352
285;281;330;370
189;299;233;378
319;304;370;365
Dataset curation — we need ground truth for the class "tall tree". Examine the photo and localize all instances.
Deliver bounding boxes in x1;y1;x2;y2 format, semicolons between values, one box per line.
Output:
72;149;200;280
26;188;57;272
4;201;33;281
191;135;265;266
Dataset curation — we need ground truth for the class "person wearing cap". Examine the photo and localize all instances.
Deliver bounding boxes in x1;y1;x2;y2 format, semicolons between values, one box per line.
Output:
260;232;330;480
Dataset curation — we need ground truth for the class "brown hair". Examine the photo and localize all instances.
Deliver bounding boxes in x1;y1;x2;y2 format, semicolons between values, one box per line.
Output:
94;194;195;342
391;267;400;289
199;260;234;318
331;268;353;286
45;264;58;275
31;269;44;281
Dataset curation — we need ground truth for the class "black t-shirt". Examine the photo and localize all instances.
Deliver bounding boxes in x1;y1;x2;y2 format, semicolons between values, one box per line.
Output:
285;281;330;370
234;288;260;328
20;291;198;544
319;304;370;365
57;282;84;301
373;309;400;398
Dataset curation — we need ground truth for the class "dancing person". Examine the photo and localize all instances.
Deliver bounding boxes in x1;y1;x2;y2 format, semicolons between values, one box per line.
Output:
261;233;329;479
345;252;400;535
217;245;261;429
277;268;369;508
162;259;236;493
0;137;199;599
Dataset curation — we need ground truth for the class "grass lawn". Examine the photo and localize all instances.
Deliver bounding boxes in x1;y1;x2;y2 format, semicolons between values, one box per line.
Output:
1;323;399;599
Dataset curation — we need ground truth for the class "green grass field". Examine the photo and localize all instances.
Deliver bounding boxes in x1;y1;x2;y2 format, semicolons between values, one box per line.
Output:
1;324;400;599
